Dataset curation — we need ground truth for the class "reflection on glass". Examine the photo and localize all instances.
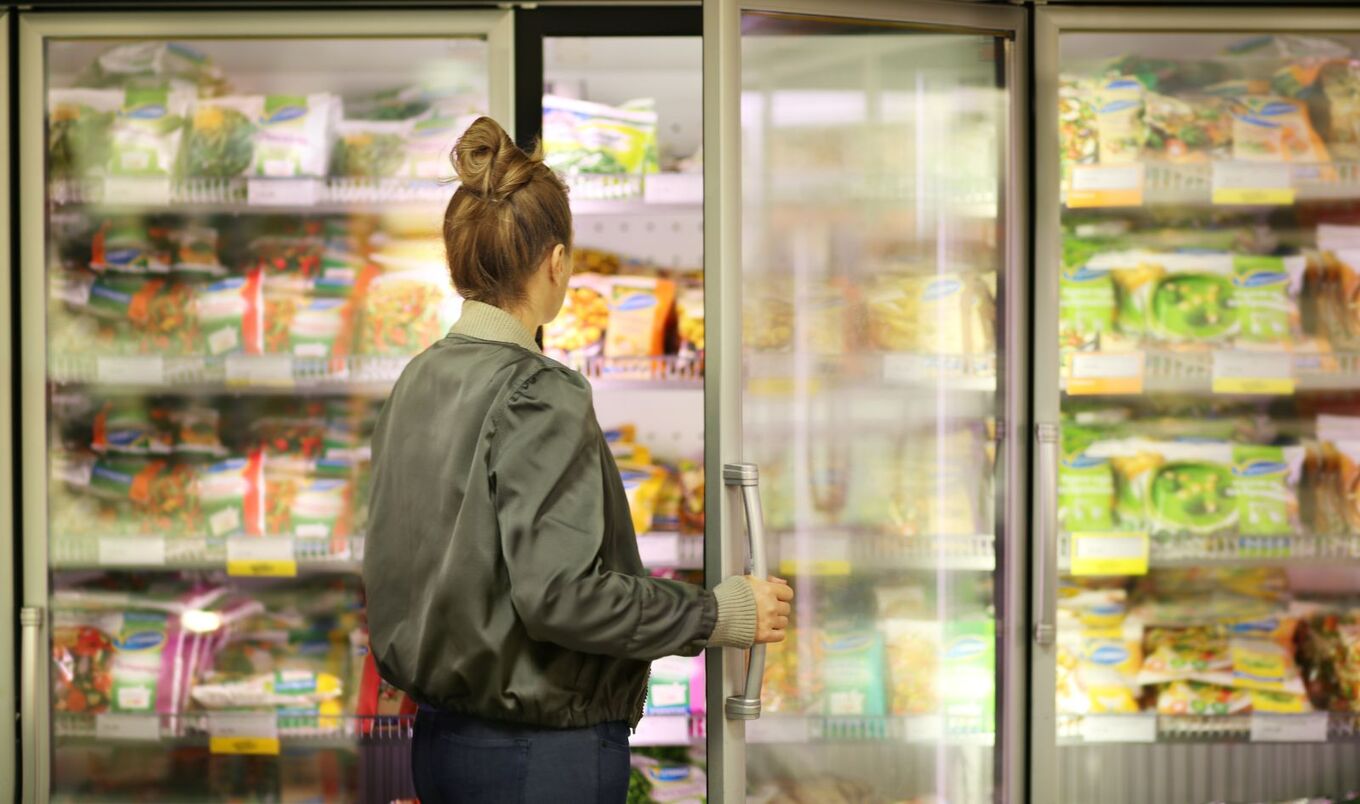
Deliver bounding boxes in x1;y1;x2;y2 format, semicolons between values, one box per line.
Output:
45;36;487;801
739;12;1006;804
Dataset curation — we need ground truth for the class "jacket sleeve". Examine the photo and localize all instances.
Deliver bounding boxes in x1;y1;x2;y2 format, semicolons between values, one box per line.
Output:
490;366;717;660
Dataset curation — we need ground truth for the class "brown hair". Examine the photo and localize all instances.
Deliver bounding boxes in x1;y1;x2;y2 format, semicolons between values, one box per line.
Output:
445;117;572;309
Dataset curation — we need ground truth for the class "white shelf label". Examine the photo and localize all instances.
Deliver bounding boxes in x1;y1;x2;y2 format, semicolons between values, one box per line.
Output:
1068;352;1144;395
903;715;945;743
632;714;692;746
1250;712;1327;743
226;355;293;386
747;715;809;744
247;178;322;207
1068;165;1144;207
95;713;161;741
636;533;680;567
1080;714;1157;743
98;537;166;567
227;538;297;577
104;176;171;206
779;533;851;575
1212;162;1295;205
97;357;164;385
208;711;280;755
642;173;703;205
1213;350;1295;395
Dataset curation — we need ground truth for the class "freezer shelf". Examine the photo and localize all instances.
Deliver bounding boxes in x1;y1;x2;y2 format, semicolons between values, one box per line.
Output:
48;353;703;392
1058;532;1360;571
745;352;996;393
747;715;994;746
1057;712;1360;745
50;532;698;572
55;712;701;748
776;531;996;574
1062;349;1360;396
1064;161;1360;208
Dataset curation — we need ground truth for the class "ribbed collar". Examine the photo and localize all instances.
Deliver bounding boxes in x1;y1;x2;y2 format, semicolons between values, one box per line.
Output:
450;300;541;353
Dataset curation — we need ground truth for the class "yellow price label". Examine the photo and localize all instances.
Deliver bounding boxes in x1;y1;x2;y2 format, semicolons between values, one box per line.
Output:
1070;532;1148;576
227;559;298;577
1212;187;1296;206
210;736;281;755
1211;376;1296;395
779;559;851;576
1067;165;1144;209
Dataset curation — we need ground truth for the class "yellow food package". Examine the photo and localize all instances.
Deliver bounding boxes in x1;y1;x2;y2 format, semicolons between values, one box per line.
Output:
617;462;665;535
743;287;793;352
866;273;995;355
604;277;675;358
883;619;940;715
545;273;611;359
676;285;704;356
1156;680;1249;716
1233;96;1330;164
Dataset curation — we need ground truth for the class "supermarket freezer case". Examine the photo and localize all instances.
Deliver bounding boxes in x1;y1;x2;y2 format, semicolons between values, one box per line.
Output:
1035;6;1360;804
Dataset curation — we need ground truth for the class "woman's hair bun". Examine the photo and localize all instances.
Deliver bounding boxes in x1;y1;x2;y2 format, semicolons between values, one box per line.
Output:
452;116;541;203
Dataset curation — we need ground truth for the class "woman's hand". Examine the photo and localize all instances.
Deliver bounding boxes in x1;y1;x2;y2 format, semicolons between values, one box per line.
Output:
748;576;794;644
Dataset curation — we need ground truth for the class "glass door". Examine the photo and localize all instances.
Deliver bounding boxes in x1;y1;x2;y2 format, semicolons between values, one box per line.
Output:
1037;7;1360;804
705;2;1027;801
19;11;509;802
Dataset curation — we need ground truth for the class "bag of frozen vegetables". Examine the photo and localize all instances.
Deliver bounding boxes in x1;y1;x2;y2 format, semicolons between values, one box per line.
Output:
542;95;659;175
252;94;337;178
195;269;263;356
109;87;189;177
331;120;411;179
358;266;461;356
49;89;121;179
52;608;197;716
180;96;260;178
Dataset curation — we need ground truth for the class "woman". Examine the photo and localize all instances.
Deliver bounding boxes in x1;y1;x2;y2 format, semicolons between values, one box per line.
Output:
363;117;793;804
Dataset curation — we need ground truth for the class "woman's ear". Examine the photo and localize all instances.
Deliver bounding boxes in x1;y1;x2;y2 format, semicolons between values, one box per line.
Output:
550;244;569;286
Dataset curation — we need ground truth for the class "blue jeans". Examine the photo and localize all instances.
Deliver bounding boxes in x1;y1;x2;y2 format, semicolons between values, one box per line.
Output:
411;707;632;803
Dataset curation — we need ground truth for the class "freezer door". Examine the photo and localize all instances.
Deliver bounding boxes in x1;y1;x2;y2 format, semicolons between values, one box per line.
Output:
704;1;1029;801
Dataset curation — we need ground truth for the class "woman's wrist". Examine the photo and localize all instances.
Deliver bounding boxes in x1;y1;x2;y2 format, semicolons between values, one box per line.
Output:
707;576;757;649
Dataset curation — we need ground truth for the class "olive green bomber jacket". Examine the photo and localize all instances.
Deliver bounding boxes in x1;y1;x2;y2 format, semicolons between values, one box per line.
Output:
363;301;755;728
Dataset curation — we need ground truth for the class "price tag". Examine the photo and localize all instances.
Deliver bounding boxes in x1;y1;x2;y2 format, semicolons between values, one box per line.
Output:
1070;532;1148;576
103;176;171;206
1080;714;1157;743
95;713;161;741
97;357;164;386
98;537;166;567
227;538;297;577
1067;352;1144;395
1250;712;1328;743
1067;165;1144;208
1212;162;1295;206
636;534;680;567
1212;351;1295;395
748;715;809;744
779;534;851;576
226;355;294;387
643;173;703;205
903;715;945;743
209;711;280;755
632;714;692;746
247;178;322;207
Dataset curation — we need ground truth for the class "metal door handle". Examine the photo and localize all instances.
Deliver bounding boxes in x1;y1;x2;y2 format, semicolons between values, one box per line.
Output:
723;462;766;720
1034;424;1058;648
21;607;43;804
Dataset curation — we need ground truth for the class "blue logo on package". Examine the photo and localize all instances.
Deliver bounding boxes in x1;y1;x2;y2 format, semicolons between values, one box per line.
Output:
1234;272;1286;288
1234;460;1286;477
1062;454;1107;470
1089;644;1130;666
944;636;986;661
92;465;134;484
106;248;143;267
924;278;963;301
1098;99;1140;114
127;104;167;120
266;106;307;125
1064;267;1106;282
92;285;133;304
275;671;318;695
117;630;165;652
615;293;657;312
825;634;873;652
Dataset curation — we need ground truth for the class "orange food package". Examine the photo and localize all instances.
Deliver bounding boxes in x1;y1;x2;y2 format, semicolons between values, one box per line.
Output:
604;276;675;358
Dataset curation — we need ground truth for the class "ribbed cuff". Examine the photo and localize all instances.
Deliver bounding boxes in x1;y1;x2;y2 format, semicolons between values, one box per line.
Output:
707;576;757;649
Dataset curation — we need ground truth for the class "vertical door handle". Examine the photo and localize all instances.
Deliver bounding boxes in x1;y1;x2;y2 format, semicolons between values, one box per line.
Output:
20;607;43;804
1033;424;1058;647
723;462;766;720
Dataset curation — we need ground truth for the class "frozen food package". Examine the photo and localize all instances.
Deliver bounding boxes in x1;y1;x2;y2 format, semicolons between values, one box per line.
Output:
264;475;352;550
1143;92;1235;163
940;619;995;733
743;288;794;352
170;406;227;457
1059;77;1098;171
603;276;675;358
866;273;995;355
1321;60;1360;160
359;269;461;356
109;87;189;177
1058;620;1143;714
893;423;990;536
543;273;610;360
75;41;228;97
92;401;174;456
1232;255;1307;345
191;670;344;709
63;274;199;356
199;452;267;539
1156;680;1249;716
678;458;704;534
644;655;694;715
1058;449;1118;532
1059;266;1118;352
266;293;354;359
180;96;261;178
818;629;888;718
330;119;410;178
797;279;860;355
52;608;196;716
405;114;479;180
618;462;666;536
195;269;264;356
170;223;227;277
90;219;172;275
1092;251;1236;345
252;94;337;178
676;284;705;358
49;89;121;179
1233;97;1330;163
1095;77;1145;164
1193;638;1307;695
762;627;815;714
1138;626;1231;685
541;94;659;175
882;619;940;716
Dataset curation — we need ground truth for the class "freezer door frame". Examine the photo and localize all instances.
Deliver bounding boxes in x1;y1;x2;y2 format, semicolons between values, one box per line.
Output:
0;12;13;803
1033;7;1360;804
703;0;1030;800
16;10;512;803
